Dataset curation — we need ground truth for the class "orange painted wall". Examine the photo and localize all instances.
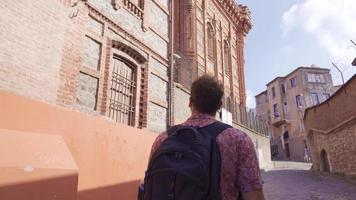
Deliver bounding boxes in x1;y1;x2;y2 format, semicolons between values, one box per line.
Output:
0;130;78;200
0;92;157;200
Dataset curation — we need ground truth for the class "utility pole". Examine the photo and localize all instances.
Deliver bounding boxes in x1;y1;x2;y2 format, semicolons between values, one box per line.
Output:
351;40;356;66
332;62;345;85
351;40;356;47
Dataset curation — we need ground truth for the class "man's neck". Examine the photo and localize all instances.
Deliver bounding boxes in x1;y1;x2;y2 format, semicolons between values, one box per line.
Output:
191;111;215;118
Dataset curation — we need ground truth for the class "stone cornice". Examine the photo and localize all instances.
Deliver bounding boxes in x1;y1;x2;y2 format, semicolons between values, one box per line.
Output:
214;0;252;35
237;4;252;35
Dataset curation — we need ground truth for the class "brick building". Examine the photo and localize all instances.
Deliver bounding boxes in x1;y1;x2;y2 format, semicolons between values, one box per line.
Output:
172;0;251;124
304;75;356;178
0;0;251;133
0;0;173;133
0;1;275;199
255;66;339;161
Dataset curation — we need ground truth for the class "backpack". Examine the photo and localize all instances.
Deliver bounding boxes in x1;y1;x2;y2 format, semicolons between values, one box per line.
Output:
140;121;232;200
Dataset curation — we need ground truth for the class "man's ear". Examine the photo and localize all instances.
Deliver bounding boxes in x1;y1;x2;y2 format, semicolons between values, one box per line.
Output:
217;100;222;110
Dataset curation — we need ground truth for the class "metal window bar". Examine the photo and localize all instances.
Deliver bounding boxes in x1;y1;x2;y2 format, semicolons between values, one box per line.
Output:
109;57;136;126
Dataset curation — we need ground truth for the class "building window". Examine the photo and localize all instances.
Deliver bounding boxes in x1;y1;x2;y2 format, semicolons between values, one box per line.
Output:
273;104;279;118
323;93;330;100
223;40;231;77
271;87;276;97
316;74;325;83
226;96;233;113
267;110;271;122
207;24;215;61
296;95;303;108
308;73;325;83
299;119;305;132
283;102;289;116
109;56;136;126
310;93;319;106
290;77;297;88
281;84;286;94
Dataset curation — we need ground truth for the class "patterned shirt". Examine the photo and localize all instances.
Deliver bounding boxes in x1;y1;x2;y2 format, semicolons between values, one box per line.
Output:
150;114;263;200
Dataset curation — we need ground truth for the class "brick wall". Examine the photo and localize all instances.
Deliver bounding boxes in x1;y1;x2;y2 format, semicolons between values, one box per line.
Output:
310;123;356;177
0;0;68;103
305;76;356;177
0;0;171;131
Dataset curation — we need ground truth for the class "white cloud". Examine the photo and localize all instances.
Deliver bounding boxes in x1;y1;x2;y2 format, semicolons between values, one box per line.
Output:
282;0;356;84
246;90;256;109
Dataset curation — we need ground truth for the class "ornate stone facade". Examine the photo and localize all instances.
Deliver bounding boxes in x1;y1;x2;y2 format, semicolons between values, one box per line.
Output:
173;0;252;122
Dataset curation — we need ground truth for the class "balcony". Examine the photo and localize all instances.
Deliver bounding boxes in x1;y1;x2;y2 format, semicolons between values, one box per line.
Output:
271;116;289;127
123;0;144;19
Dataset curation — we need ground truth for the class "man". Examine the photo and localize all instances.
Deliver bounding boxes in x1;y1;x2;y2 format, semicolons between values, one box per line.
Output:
149;75;264;200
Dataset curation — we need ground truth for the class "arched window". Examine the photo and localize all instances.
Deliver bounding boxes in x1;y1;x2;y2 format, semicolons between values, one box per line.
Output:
207;23;215;60
109;56;137;126
226;95;233;113
223;40;231;77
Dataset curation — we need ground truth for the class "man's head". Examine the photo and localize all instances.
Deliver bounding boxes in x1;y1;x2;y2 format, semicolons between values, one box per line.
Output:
189;75;224;116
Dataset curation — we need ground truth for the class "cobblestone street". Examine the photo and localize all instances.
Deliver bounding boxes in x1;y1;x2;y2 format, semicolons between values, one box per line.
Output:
262;163;356;200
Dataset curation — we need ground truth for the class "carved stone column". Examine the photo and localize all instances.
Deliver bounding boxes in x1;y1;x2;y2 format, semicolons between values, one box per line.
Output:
141;0;150;31
236;5;252;107
184;0;196;54
112;0;122;10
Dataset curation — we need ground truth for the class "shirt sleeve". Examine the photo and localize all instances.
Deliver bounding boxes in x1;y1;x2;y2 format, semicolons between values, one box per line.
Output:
236;133;263;193
149;132;168;160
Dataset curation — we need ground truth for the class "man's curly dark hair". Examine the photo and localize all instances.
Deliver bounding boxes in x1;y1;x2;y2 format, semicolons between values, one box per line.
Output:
190;75;224;115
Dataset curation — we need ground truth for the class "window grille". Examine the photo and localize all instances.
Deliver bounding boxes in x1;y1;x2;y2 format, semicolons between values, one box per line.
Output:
109;57;136;126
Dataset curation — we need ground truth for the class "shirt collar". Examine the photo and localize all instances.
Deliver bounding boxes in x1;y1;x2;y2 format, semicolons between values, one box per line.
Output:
182;113;217;127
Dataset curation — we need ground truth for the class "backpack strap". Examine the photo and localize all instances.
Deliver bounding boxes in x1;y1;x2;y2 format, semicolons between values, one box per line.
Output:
166;125;182;136
199;121;232;139
198;121;232;200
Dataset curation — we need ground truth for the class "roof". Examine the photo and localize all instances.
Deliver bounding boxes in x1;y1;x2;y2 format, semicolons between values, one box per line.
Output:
304;74;356;120
255;90;267;98
352;57;356;66
266;66;330;86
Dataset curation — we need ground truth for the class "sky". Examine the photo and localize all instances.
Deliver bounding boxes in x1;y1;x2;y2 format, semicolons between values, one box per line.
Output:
237;0;356;108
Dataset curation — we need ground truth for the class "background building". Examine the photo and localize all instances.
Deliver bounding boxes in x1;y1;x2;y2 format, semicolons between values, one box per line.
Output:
304;75;356;178
256;65;339;161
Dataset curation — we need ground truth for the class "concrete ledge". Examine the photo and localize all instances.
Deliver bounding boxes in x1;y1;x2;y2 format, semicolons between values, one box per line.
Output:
0;129;78;200
272;161;312;170
0;91;157;200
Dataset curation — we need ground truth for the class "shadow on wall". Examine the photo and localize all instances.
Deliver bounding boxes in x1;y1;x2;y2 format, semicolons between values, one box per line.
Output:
77;180;141;200
0;174;140;200
0;174;78;200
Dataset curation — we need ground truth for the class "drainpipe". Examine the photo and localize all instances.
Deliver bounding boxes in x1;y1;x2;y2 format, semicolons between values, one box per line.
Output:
168;0;175;128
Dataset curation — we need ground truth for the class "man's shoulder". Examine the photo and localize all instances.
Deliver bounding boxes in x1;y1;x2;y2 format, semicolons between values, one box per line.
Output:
218;127;252;144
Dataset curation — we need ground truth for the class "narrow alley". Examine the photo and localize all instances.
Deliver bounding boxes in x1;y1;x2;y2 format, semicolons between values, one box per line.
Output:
263;162;356;200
